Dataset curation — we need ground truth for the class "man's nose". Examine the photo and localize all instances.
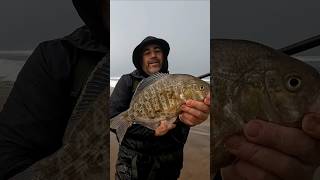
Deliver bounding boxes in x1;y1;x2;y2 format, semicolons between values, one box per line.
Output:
150;51;157;57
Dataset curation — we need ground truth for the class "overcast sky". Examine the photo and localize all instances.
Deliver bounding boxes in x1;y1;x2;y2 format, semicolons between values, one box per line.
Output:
211;0;320;55
0;0;82;50
0;0;319;60
110;0;210;77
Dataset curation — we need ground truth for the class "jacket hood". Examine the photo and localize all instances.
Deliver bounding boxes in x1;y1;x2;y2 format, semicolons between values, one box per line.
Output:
132;36;170;76
72;0;109;46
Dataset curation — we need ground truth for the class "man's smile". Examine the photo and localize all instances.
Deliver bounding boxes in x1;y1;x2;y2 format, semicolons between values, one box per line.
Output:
148;60;160;66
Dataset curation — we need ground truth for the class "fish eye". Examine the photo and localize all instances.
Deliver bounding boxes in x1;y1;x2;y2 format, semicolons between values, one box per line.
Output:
286;76;302;91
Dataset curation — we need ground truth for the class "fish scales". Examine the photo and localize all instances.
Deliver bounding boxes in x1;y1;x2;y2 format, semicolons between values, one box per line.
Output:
110;73;209;144
8;58;109;180
0;77;14;111
211;39;320;178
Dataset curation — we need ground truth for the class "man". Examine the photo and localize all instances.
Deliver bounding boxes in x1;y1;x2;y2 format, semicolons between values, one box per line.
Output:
110;36;211;180
0;0;109;179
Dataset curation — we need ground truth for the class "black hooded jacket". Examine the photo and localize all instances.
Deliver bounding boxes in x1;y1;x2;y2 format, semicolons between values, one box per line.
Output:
0;0;109;179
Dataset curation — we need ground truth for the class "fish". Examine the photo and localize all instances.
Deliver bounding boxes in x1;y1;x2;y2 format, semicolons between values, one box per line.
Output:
110;73;210;144
211;39;320;178
0;77;14;111
9;58;109;180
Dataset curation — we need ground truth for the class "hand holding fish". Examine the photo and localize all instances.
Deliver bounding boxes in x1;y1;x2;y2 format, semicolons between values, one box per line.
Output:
154;120;177;136
179;93;210;127
221;113;320;180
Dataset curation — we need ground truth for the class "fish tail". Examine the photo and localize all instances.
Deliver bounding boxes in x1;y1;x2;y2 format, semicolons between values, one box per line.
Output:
110;111;132;144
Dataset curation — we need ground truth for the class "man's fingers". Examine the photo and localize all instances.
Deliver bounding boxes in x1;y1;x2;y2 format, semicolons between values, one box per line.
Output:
158;120;166;129
155;121;176;136
178;98;210;127
185;100;210;113
224;135;315;180
179;112;204;126
221;165;247;180
233;160;281;180
243;120;320;165
303;113;320;139
179;113;195;126
181;104;208;120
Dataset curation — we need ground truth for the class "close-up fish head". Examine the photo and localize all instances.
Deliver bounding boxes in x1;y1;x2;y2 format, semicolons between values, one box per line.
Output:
211;39;320;177
212;39;320;128
260;53;320;127
180;75;210;101
228;51;320;128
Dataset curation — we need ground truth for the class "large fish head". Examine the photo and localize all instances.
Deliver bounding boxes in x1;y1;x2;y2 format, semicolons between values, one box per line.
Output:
211;39;320;177
212;39;320;128
261;53;320;127
182;76;210;101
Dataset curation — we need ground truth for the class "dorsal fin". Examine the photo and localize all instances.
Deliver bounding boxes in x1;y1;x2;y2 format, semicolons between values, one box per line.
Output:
63;56;108;143
0;77;14;111
133;72;169;98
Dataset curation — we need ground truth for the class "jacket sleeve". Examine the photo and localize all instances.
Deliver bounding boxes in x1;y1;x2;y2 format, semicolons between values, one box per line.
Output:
166;117;190;144
0;41;73;179
109;75;132;119
109;75;154;137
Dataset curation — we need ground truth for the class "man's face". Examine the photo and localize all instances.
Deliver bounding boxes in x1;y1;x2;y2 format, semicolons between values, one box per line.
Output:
141;44;164;75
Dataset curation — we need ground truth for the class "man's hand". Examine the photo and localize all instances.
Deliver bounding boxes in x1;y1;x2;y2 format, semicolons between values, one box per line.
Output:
221;113;320;180
179;93;210;127
154;120;176;136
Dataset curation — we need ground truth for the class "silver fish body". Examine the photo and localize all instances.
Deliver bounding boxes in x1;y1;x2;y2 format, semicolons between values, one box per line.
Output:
211;39;320;177
111;73;209;144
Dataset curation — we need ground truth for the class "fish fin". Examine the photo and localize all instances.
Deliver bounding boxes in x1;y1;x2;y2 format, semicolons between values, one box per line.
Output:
110;111;132;144
63;58;108;143
0;77;14;111
137;120;160;130
168;116;178;124
136;117;178;130
132;72;170;99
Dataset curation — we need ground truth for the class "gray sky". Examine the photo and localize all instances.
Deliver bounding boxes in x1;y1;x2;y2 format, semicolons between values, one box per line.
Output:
211;0;320;55
0;0;82;50
110;0;210;77
0;1;319;58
